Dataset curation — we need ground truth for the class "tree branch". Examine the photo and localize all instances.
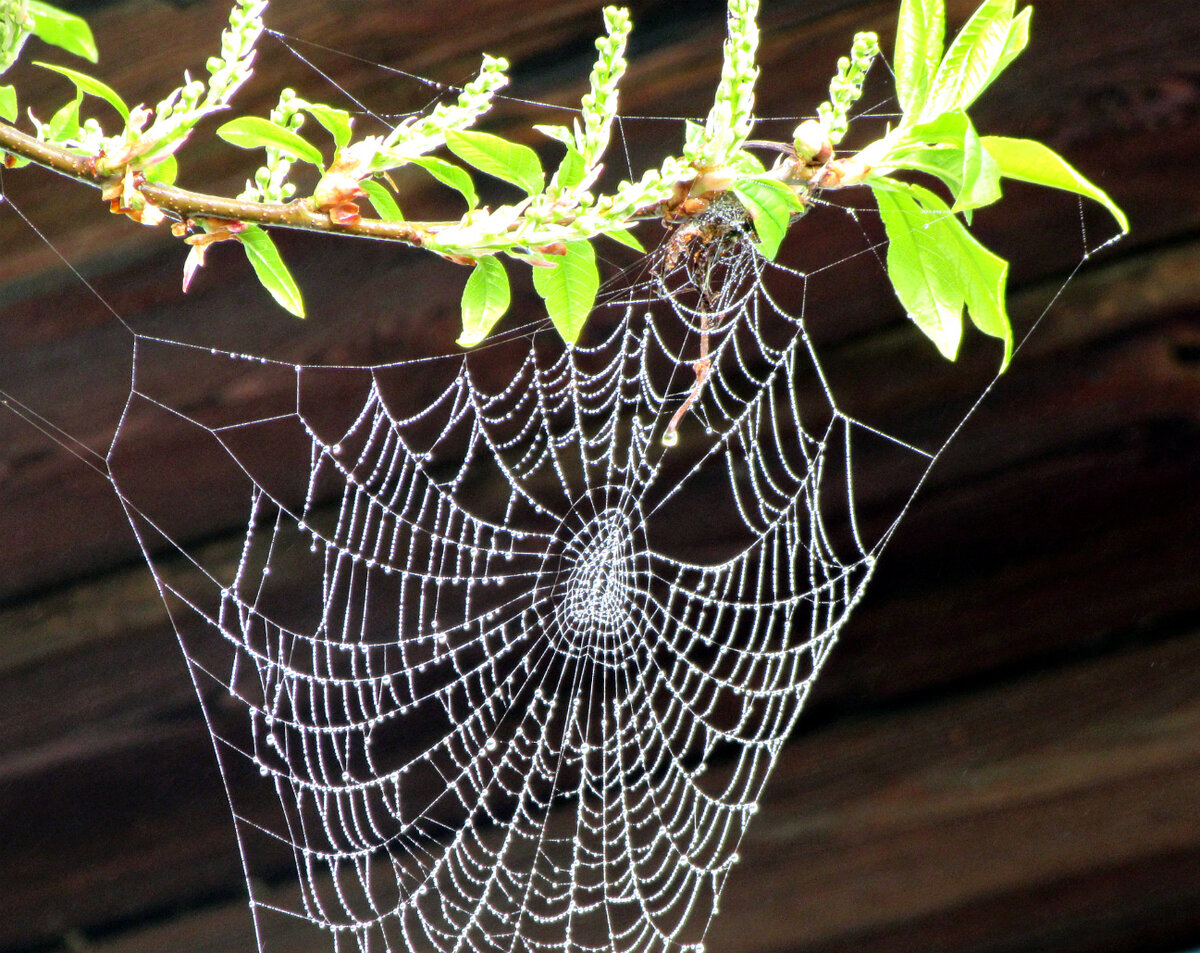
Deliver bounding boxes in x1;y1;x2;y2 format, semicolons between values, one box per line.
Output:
0;120;442;245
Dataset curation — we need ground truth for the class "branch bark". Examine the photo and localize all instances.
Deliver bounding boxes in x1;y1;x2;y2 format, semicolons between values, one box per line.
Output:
0;120;440;244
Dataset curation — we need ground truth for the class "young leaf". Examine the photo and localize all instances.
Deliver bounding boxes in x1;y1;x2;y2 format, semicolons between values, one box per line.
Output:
906;110;1001;210
873;182;1012;366
143;154;178;186
551;143;586;191
602;226;645;252
302;103;353;149
533;123;574;147
983;5;1031;91
910;183;1011;366
48;92;81;140
893;0;945;115
217;116;324;166
981;135;1129;233
446;129;544;196
872;183;965;360
923;0;1015;118
361;179;404;222
34;62;129;121
0;85;17;122
406;156;478;209
458;256;511;346
732;178;804;260
531;240;600;345
27;0;97;63
238;225;306;318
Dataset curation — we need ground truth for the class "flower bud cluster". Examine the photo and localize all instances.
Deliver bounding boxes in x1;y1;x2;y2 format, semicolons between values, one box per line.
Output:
240;88;304;203
380;54;510;162
816;31;879;146
120;0;266;174
204;0;267;110
0;0;34;75
688;0;759;166
576;6;630;170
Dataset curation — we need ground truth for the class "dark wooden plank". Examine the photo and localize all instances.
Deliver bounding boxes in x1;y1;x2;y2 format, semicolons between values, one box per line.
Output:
3;0;1200;951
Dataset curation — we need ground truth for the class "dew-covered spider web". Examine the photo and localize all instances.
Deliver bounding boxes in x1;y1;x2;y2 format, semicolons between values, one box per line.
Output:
0;25;1123;953
118;223;904;953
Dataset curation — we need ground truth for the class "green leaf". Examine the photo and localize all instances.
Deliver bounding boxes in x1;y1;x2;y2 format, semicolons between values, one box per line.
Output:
303;103;353;149
893;0;945;115
457;256;511;346
238;225;306;318
923;0;1014;118
911;183;1011;366
906;110;1001;210
27;1;97;62
143;154;178;185
217;116;324;166
406;155;478;209
873;181;1012;367
0;85;17;122
982;135;1129;232
531;240;599;345
533;123;574;147
732;178;804;260
361;179;404;221
602;226;645;252
446;128;544;196
48;92;80;140
551;143;586;191
986;5;1031;89
34;62;128;121
873;183;965;360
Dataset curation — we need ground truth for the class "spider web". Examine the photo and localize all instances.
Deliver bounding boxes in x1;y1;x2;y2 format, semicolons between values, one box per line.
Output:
115;221;897;953
0;27;1122;953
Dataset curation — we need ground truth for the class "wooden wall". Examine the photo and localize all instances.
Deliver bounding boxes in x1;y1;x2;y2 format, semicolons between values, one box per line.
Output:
2;0;1200;952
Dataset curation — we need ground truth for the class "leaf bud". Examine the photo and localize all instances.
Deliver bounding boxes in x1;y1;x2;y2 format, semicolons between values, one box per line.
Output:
792;120;831;163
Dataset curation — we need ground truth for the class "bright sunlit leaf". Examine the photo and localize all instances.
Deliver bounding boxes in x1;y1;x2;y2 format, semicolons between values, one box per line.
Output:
446;129;544;196
458;256;511;346
407;155;478;209
0;85;17;122
893;0;945;114
217;117;325;166
531;240;599;345
982;135;1129;233
361;179;404;221
35;61;129;121
27;1;97;62
239;225;306;318
733;178;804;260
923;0;1015;118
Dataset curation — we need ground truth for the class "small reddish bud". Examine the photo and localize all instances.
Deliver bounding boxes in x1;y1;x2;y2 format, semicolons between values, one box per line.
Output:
313;171;366;214
695;167;736;194
328;202;362;227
